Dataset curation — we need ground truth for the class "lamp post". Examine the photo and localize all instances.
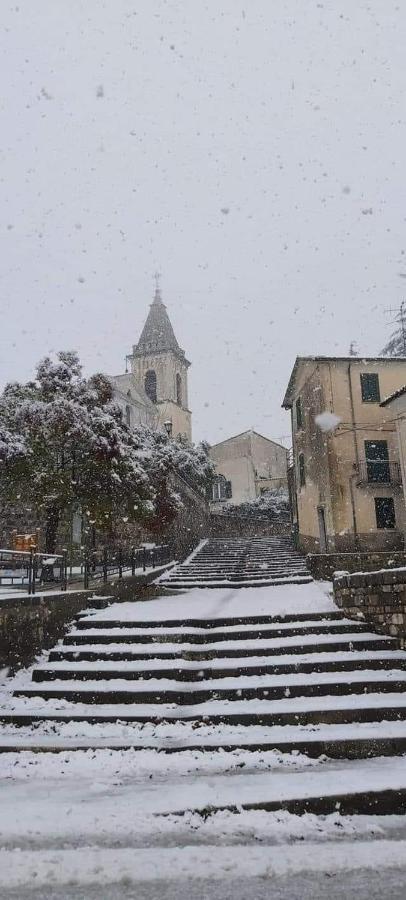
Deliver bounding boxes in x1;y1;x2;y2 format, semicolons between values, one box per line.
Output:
164;419;173;438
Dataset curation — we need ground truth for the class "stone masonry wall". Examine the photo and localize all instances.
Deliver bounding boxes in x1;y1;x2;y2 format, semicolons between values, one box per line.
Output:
334;569;406;648
308;551;406;581
0;564;174;672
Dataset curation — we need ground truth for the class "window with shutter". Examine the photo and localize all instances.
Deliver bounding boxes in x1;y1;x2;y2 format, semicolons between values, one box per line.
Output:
360;373;380;403
296;397;303;430
365;440;390;483
375;497;396;529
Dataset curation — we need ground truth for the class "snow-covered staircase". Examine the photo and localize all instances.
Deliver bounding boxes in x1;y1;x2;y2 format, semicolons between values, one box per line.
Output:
4;579;406;815
161;537;313;589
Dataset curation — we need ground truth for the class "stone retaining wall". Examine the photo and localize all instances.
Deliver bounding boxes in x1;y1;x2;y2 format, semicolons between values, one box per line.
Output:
333;568;406;647
308;551;406;581
0;563;174;672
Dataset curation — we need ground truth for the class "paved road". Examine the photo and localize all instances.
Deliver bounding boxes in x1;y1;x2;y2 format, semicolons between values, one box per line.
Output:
3;870;406;900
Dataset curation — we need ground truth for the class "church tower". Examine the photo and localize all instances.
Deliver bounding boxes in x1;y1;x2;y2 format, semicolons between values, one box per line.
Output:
129;279;192;441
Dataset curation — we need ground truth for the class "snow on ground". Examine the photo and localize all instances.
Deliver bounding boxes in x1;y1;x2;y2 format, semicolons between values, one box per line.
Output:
1;749;406;849
2;581;406;890
82;582;335;622
5;840;406;891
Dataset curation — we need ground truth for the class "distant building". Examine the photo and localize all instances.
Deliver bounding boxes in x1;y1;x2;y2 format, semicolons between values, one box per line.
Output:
111;281;192;440
282;356;406;553
209;430;288;507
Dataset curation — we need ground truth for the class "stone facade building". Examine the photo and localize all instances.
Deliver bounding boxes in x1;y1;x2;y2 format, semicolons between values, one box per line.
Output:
282;356;406;553
111;283;192;440
209;430;288;507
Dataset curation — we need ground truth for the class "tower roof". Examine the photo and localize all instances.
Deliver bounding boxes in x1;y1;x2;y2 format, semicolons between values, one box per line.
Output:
134;284;185;357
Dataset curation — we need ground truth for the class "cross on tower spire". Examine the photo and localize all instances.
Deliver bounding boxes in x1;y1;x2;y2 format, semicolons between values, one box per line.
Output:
154;271;162;302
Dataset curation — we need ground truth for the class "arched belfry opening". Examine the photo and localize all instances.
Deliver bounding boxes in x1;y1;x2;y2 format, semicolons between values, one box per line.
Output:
145;369;157;403
176;373;182;406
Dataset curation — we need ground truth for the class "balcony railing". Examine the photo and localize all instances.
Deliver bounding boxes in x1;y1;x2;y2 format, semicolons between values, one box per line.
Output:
356;460;402;486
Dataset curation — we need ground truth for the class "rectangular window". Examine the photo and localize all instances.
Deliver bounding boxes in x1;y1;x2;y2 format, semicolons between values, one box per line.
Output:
360;373;380;403
296;397;303;430
375;497;396;529
298;452;306;487
365;440;390;483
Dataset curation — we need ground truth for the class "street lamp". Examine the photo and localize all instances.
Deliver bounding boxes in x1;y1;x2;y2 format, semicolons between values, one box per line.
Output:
164;419;173;438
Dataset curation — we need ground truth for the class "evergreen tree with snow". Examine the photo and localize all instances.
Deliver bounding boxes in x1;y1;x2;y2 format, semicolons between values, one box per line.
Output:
0;351;215;551
0;352;155;550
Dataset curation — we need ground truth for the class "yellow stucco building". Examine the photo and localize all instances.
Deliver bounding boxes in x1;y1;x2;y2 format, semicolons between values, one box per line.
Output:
282;357;406;552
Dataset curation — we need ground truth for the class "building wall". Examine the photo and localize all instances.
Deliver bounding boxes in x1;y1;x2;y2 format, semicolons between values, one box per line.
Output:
210;432;288;506
290;359;406;553
382;393;406;540
111;374;158;429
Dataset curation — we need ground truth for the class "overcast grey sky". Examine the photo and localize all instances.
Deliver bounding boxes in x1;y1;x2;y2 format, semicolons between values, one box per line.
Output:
1;1;406;445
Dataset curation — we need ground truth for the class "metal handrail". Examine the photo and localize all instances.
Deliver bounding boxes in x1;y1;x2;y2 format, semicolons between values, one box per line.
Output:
0;543;172;595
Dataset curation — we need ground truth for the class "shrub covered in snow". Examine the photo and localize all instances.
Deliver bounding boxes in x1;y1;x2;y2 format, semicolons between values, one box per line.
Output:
0;351;215;550
220;487;290;519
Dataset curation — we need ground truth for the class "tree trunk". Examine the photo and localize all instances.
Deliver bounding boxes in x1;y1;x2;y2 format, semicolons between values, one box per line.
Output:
45;505;60;553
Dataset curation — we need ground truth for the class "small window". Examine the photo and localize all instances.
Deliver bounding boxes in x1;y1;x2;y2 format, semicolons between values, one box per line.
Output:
176;373;182;406
361;373;380;403
298;452;306;487
375;497;396;529
145;370;157;403
296;397;303;430
125;404;131;427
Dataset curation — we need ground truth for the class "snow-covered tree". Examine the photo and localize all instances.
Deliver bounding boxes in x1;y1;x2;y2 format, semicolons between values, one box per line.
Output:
381;304;406;357
0;352;155;550
0;351;215;550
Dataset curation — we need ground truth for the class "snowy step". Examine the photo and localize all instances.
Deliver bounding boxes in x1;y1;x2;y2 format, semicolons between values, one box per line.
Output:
16;670;406;703
30;664;406;701
164;577;314;589
62;631;396;658
76;610;340;628
73;618;364;641
0;744;406;821
49;647;406;677
7;687;406;728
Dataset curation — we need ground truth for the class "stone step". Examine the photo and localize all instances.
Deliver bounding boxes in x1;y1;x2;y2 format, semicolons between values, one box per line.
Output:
17;674;406;703
74;611;344;627
4;699;406;734
73;621;365;641
165;577;314;589
0;728;406;764
164;571;309;580
48;648;406;677
62;634;396;656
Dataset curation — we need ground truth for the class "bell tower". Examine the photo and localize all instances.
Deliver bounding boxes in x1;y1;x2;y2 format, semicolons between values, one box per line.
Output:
129;277;192;440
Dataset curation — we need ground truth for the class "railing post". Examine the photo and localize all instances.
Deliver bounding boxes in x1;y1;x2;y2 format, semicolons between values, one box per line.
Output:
142;546;147;572
32;554;37;595
28;548;34;595
103;547;108;584
84;552;89;590
118;548;123;579
131;547;135;576
62;549;68;592
152;548;156;569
